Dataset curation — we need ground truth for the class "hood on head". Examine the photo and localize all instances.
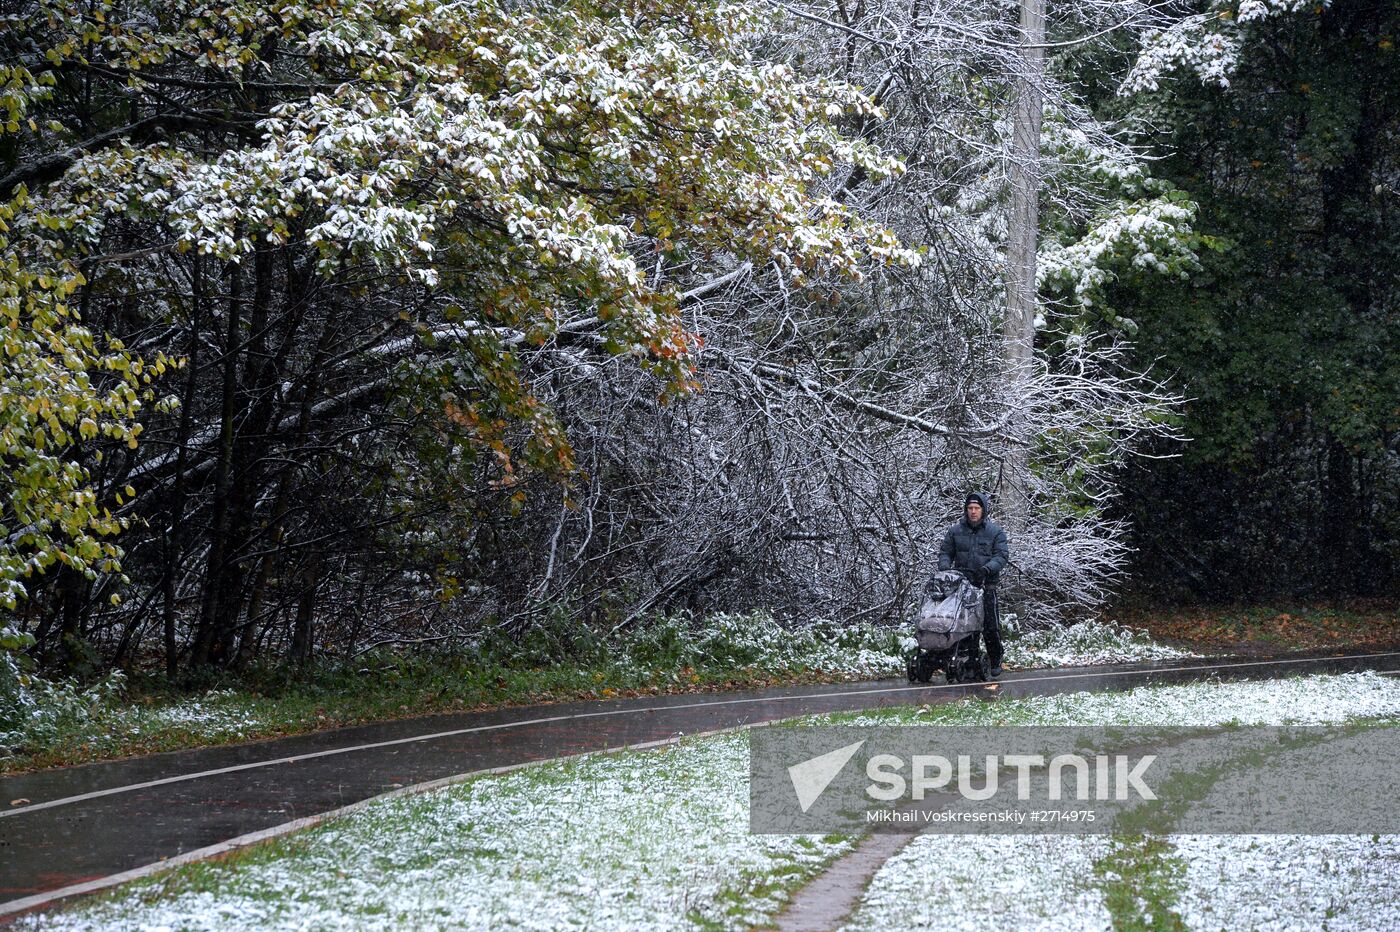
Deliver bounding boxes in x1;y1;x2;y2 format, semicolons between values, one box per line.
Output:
964;492;991;523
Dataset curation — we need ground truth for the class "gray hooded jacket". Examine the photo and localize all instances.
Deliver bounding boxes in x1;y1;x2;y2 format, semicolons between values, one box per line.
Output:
937;492;1009;584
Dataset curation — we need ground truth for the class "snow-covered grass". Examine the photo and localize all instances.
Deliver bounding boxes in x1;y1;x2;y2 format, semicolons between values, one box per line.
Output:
1003;617;1195;669
1;610;910;772
2;680;339;772
845;835;1115;931
130;688;269;735
628;612;907;680
25;672;1400;930
1174;834;1400;931
1166;731;1400;929
4;611;1192;773
833;669;1400;727
839;671;1400;932
24;732;853;932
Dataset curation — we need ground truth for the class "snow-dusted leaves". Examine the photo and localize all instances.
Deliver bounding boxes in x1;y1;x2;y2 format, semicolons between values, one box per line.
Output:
5;0;918;527
1120;0;1332;96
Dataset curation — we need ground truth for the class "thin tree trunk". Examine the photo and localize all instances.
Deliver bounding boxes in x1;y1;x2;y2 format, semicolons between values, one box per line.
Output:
191;251;244;670
237;319;331;670
164;252;206;678
290;552;319;666
1001;0;1045;528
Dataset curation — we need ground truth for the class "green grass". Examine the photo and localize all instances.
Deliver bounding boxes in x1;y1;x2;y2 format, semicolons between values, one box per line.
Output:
1087;722;1386;931
2;610;906;774
1095;834;1189;932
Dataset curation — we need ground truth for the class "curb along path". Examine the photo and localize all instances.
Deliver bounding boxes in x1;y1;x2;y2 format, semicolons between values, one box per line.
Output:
3;649;1399;918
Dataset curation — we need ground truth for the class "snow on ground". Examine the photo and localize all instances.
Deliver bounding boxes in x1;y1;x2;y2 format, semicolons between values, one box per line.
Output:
25;733;851;932
1174;834;1400;931
29;672;1397;931
1181;728;1397;833
843;835;1114;932
1004;617;1195;668
839;669;1400;727
1170;730;1400;930
118;689;269;738
3;681;290;765
841;672;1400;932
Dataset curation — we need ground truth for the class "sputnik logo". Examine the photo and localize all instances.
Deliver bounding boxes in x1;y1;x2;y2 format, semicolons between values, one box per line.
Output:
788;740;866;813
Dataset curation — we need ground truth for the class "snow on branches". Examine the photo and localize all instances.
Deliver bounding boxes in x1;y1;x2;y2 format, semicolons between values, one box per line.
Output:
1121;0;1332;95
2;0;918;607
18;0;916;388
1039;193;1200;319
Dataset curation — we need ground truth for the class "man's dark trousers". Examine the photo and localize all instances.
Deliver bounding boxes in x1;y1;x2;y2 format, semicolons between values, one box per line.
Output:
977;585;1004;667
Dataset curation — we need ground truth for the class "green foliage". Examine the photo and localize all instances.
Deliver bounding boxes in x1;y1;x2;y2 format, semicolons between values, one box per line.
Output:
1;609;905;770
1;621;127;753
1036;109;1207;337
9;0;914;491
0;624;36;721
1093;1;1400;597
0;191;179;608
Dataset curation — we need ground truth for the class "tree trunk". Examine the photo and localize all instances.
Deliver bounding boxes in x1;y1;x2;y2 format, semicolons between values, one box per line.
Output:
163;252;206;678
1001;0;1045;528
191;252;244;670
290;553;319;666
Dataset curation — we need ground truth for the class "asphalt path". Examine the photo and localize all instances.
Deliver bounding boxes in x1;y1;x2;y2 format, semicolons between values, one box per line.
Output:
4;648;1400;917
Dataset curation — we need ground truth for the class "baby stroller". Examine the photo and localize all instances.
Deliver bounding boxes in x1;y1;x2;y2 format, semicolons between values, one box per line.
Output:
906;569;988;684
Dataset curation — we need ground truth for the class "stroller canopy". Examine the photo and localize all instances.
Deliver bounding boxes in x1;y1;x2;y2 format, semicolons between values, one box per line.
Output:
916;570;983;648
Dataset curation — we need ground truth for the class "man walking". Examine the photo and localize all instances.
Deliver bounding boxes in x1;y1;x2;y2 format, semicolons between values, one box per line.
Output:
937;492;1010;677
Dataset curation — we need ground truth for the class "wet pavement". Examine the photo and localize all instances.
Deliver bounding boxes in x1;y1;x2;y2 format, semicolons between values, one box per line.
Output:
3;648;1399;914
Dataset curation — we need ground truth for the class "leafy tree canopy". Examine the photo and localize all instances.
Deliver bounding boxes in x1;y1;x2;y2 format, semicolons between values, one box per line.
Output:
1;0;917;603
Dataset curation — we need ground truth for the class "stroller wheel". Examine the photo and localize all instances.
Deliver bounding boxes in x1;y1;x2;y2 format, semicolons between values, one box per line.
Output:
917;653;939;683
944;646;964;684
907;650;937;684
912;649;935;680
955;648;990;682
